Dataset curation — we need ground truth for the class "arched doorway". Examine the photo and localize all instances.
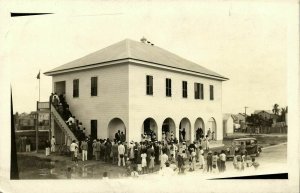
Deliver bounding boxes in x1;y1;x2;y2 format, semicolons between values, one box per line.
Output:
162;118;176;141
194;117;205;141
179;118;191;142
108;118;126;142
207;117;217;140
142;118;158;141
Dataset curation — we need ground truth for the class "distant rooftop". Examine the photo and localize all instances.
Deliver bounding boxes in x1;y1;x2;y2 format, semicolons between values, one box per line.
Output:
45;39;228;80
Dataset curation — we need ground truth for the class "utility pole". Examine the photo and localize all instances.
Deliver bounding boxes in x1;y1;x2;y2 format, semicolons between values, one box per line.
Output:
244;106;248;133
244;106;248;116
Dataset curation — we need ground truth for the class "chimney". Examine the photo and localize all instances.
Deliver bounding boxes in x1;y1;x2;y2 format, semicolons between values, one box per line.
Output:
140;37;147;43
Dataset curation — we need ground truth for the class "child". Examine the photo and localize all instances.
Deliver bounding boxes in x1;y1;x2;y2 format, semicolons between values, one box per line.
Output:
199;146;204;169
74;146;79;165
141;151;147;174
206;151;213;173
212;152;218;173
148;153;155;173
190;149;196;171
177;153;185;174
126;158;132;176
131;166;139;178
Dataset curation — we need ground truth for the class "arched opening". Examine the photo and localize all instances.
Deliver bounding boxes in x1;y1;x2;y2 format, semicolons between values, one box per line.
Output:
207;117;217;140
162;118;176;142
179;118;191;142
141;118;158;141
194;117;205;141
108;118;126;142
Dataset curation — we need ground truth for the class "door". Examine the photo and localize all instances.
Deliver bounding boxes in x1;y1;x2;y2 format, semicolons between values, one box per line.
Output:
91;120;97;140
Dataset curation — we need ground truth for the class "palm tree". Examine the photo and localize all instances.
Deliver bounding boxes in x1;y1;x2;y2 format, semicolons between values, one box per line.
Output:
280;106;288;122
272;104;280;115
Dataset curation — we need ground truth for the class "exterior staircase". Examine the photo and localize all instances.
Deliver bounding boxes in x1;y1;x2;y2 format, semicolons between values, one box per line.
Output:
51;104;78;143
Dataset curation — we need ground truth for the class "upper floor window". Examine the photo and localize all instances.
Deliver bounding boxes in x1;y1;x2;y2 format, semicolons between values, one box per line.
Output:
182;81;188;98
146;75;153;95
166;78;172;97
194;83;204;99
73;79;79;98
210;85;214;100
91;77;98;96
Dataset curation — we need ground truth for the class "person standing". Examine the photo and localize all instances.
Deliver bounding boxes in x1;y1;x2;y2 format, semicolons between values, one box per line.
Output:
25;137;31;152
118;142;125;166
190;148;196;171
160;150;168;170
182;128;186;141
70;140;78;161
51;136;56;153
207;128;211;139
199;146;204;169
92;139;97;160
105;139;112;162
148;153;155;173
141;150;147;174
81;139;88;161
219;150;227;172
115;130;121;142
206;151;213;173
212;152;218;173
95;139;101;161
45;140;51;156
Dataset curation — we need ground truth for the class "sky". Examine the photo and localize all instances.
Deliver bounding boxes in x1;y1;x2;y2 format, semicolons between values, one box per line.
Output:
2;0;291;115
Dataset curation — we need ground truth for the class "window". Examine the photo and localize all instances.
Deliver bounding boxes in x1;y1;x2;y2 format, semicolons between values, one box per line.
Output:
194;83;200;99
200;83;204;99
90;120;97;140
194;83;204;99
73;79;79;97
182;81;188;98
166;78;172;97
146;75;153;95
91;77;98;96
210;85;214;100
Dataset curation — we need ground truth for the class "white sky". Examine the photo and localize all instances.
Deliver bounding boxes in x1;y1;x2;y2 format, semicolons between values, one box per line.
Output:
2;0;291;114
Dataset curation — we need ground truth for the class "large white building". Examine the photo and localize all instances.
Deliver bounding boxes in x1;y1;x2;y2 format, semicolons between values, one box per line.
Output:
45;39;228;144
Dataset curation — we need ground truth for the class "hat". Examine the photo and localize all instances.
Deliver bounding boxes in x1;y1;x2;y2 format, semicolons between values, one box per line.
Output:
182;141;186;144
208;151;212;154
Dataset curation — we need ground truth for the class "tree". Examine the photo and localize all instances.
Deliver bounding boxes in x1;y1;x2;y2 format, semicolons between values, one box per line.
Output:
280;106;288;122
272;104;280;115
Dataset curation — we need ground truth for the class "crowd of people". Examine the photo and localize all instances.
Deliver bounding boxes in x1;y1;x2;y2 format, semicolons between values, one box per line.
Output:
49;92;259;178
50;92;87;142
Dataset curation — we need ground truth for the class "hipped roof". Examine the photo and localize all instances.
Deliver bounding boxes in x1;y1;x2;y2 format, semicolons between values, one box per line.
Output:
45;39;228;80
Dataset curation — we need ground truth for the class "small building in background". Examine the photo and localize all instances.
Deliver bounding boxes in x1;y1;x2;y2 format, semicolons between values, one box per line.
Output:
223;113;234;136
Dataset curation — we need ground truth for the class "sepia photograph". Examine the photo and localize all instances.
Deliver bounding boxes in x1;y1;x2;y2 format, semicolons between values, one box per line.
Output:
0;1;299;193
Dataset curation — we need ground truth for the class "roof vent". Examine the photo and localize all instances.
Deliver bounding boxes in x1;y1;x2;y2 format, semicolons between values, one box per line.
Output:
140;37;147;43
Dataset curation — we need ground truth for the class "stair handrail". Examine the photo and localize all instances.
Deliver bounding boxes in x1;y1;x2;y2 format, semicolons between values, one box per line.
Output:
51;104;78;142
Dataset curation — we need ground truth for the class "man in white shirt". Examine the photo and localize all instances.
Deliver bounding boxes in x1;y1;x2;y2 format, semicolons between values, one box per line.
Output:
118;142;125;166
70;140;78;161
51;136;56;153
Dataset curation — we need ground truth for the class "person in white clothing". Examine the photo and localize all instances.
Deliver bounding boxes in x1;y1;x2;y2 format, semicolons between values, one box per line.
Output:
70;140;78;161
118;142;125;166
159;162;175;176
51;136;56;153
160;151;169;169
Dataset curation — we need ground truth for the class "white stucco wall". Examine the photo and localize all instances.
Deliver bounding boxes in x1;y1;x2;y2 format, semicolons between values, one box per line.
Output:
128;63;223;142
51;62;224;142
52;63;129;141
